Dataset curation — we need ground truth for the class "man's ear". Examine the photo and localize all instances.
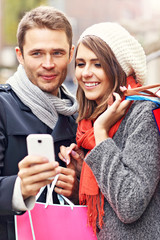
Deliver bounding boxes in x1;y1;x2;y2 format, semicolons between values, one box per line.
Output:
15;47;24;65
69;45;75;64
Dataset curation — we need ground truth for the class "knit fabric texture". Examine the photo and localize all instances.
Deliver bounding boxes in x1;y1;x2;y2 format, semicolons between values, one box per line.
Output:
7;64;78;129
85;100;160;239
78;22;146;84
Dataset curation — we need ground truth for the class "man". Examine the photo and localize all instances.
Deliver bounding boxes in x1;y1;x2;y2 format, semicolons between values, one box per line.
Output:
0;6;78;239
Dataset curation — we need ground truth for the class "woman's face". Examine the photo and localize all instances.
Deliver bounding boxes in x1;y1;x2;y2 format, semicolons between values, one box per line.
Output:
75;43;112;104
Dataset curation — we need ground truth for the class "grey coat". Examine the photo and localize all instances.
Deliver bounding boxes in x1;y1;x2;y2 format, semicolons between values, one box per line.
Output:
85;100;160;240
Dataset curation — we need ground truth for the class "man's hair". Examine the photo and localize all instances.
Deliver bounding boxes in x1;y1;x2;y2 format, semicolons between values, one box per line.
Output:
17;6;73;53
76;36;127;122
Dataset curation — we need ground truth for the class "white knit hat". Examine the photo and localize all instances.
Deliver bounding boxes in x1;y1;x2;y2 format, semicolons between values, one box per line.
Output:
78;22;146;83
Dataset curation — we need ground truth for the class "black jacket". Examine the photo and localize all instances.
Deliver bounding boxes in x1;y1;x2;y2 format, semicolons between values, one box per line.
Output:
0;84;77;240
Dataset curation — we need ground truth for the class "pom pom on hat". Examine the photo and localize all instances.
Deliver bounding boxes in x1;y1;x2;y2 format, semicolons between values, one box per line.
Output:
78;22;146;84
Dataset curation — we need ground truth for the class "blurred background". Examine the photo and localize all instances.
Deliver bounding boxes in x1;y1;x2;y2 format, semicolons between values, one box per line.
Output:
0;0;160;94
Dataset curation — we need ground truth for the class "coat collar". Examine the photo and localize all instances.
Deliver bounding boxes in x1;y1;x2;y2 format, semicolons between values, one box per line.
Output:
51;114;77;142
10;88;77;141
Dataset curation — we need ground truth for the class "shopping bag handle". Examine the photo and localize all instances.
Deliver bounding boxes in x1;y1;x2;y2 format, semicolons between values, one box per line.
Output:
124;83;160;98
45;174;59;208
35;174;59;206
35;173;75;210
27;176;59;240
28;211;36;240
57;194;74;210
28;174;74;240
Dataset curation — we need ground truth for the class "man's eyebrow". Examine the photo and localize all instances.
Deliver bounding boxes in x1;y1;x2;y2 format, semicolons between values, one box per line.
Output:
28;48;67;53
28;49;42;54
52;48;66;52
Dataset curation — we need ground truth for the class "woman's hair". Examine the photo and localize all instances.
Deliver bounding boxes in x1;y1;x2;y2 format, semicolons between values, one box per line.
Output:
76;36;127;122
17;6;73;54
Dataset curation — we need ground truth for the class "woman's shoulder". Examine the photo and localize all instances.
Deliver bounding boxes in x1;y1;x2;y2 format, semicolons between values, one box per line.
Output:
130;100;158;114
123;100;159;129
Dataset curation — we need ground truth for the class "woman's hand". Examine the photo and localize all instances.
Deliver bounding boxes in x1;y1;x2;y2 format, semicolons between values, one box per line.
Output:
94;92;130;145
59;143;84;179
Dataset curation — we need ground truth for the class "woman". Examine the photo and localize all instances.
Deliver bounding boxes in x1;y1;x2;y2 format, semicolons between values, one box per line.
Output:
59;22;160;239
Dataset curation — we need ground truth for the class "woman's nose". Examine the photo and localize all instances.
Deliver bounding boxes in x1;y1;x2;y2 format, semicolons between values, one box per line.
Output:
82;67;93;78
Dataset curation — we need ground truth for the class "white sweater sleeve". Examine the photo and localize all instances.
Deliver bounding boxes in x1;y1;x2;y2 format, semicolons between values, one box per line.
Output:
12;176;35;211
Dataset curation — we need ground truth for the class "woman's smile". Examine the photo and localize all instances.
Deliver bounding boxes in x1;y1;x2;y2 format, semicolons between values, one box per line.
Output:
83;81;100;88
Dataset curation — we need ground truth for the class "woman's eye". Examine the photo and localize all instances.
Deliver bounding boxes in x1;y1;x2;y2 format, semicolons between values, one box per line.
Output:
95;63;101;67
76;63;85;67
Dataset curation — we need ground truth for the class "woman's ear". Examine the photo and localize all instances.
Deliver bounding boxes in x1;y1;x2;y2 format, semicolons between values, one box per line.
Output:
15;47;24;65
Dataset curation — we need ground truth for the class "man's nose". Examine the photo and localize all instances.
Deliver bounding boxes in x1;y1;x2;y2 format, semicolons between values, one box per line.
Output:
42;55;55;69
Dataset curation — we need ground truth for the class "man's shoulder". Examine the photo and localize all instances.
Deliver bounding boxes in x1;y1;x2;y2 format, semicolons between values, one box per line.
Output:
0;84;20;109
0;83;12;92
0;84;15;104
0;84;14;101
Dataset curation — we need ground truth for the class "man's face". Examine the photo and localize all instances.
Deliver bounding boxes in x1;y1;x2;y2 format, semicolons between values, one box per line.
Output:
16;28;74;96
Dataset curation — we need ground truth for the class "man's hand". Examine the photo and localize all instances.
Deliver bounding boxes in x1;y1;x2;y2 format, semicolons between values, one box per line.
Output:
18;155;60;200
54;166;79;204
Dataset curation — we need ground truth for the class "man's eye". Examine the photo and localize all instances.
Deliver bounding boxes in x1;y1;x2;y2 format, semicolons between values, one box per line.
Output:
32;52;41;56
53;52;63;56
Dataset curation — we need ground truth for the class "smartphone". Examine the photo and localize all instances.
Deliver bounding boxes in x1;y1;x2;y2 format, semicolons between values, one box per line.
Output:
26;134;55;162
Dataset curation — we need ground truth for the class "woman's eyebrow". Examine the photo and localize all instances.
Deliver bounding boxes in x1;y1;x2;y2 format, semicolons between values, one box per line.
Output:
76;58;98;61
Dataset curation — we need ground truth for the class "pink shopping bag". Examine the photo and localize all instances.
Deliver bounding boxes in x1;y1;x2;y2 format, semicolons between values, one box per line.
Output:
15;202;97;240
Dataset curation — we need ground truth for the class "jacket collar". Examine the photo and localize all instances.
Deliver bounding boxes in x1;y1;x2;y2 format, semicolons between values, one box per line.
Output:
51;114;77;142
11;88;77;141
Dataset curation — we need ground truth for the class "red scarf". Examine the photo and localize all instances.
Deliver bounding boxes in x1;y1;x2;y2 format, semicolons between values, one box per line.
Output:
76;76;140;234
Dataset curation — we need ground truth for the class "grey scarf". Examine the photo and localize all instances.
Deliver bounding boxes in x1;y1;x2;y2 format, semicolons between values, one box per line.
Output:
7;64;78;129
